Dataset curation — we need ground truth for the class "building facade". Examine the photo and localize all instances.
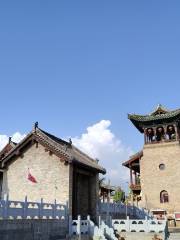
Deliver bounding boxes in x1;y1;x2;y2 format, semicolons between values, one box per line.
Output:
123;105;180;215
0;123;106;219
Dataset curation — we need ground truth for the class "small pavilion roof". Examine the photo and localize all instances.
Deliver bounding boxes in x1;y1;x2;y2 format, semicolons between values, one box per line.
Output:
122;151;143;168
100;183;116;193
128;105;180;133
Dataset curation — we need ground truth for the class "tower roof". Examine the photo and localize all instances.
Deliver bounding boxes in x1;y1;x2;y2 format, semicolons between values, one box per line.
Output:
128;105;180;133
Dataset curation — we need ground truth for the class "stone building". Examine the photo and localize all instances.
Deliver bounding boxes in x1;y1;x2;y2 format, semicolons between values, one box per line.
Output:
123;104;180;215
0;123;106;218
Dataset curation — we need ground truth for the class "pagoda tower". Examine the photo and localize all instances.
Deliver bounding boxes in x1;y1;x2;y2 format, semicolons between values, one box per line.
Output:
123;104;180;215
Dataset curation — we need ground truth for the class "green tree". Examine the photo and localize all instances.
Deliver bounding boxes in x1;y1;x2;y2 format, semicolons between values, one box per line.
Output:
113;188;125;203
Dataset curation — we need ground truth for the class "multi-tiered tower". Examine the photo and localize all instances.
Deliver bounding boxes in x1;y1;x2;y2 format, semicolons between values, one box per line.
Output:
123;104;180;215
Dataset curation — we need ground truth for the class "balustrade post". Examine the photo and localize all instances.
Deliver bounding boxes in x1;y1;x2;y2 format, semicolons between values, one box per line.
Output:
87;215;90;235
109;215;112;227
4;194;8;219
53;199;57;219
127;216;130;232
39;198;43;219
23;196;27;219
145;216;149;232
77;215;81;240
98;215;101;227
68;215;72;236
65;201;69;219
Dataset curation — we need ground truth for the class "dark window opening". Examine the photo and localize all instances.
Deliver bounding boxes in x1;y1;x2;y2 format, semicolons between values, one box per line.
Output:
160;190;169;203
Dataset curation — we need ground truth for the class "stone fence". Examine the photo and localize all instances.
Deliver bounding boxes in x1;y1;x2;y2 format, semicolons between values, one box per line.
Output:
0;197;67;220
112;217;167;233
68;215;167;240
99;201;151;219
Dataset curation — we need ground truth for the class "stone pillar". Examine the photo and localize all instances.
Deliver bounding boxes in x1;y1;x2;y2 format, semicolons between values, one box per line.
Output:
130;167;133;185
144;128;147;144
135;172;137;184
175;124;178;141
153;127;156;142
163;125;167;140
68;165;73;216
165;125;169;140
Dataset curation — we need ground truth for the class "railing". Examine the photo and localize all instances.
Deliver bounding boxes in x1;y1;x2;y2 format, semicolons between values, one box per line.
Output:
130;184;141;191
69;215;167;239
99;201;151;219
69;215;107;240
112;217;167;234
145;138;177;145
0;196;67;220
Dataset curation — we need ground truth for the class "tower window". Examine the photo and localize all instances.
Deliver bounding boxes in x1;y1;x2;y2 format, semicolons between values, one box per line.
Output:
159;164;165;170
160;190;169;203
167;125;176;140
156;127;165;142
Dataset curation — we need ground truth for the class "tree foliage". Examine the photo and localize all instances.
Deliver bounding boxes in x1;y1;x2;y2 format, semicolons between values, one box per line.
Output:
113;188;125;203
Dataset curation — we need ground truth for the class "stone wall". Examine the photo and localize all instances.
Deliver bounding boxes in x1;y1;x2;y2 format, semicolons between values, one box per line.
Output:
140;141;180;213
0;219;68;240
2;143;70;205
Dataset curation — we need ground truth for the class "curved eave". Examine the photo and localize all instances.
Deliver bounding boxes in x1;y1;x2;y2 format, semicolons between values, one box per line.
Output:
128;110;180;132
122;151;143;168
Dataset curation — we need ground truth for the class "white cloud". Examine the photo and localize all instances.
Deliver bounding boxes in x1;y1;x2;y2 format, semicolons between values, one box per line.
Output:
0;132;26;150
72;120;133;187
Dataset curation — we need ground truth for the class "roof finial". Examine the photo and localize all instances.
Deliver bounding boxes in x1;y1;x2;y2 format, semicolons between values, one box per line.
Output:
33;122;39;131
69;138;72;145
157;103;162;108
9;137;12;144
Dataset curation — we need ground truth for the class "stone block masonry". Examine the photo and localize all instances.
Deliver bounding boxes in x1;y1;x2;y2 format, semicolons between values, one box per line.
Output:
2;144;70;205
141;141;180;213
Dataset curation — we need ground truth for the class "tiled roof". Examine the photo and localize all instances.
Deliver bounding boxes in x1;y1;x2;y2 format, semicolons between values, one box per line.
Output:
128;105;180;132
0;141;17;160
128;109;180;122
1;127;106;174
122;151;143;167
37;128;106;173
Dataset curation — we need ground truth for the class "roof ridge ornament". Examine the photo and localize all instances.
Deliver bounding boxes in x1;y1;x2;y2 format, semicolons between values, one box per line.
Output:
33;122;39;132
9;137;12;144
150;104;169;116
69;138;72;145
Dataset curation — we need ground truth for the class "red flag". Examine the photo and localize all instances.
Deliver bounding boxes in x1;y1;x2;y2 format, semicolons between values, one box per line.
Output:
27;170;37;183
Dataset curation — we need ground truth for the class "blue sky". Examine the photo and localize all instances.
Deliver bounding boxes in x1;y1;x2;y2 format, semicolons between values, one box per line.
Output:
1;1;180;185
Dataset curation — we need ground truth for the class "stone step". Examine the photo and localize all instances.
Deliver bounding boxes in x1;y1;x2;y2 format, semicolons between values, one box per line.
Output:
169;228;180;233
168;232;180;240
119;232;165;240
